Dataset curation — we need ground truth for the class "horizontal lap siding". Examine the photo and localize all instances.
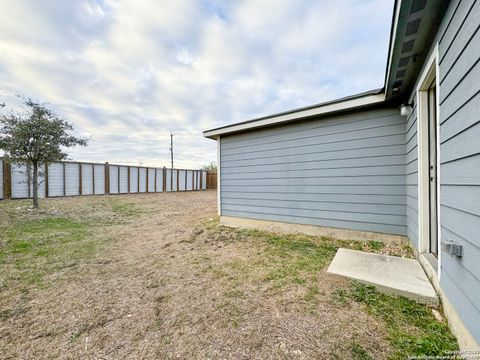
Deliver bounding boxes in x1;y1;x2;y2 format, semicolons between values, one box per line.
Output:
438;0;480;342
221;108;407;236
405;100;419;248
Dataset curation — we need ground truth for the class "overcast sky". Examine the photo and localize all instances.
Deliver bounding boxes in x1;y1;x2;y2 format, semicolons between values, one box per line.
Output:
0;0;393;169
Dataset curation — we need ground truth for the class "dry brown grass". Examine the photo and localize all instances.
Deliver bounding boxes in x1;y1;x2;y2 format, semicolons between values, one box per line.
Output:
0;192;454;359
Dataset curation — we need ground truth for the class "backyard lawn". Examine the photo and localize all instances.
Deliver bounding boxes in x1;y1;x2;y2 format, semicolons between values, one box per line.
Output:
0;191;458;359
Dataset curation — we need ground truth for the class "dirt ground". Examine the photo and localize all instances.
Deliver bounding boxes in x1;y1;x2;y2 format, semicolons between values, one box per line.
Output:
0;191;457;359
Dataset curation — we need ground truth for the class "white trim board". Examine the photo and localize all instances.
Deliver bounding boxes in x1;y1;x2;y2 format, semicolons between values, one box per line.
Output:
204;93;385;138
415;44;441;277
217;136;221;216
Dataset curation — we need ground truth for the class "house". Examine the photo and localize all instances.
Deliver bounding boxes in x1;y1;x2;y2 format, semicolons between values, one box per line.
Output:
203;0;480;350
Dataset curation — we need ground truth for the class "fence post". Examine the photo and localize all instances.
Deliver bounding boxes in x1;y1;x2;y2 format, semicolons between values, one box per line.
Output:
78;163;82;195
154;168;157;192
117;165;120;194
105;162;110;194
137;167;140;193
92;164;95;195
63;162;66;196
127;166;131;193
2;159;12;199
175;169;177;191
146;168;149;193
163;167;166;192
45;163;50;197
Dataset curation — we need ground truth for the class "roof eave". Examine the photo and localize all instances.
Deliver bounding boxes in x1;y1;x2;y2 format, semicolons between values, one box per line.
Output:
203;91;386;139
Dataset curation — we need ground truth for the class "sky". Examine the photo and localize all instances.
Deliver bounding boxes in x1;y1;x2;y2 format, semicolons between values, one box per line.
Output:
0;0;394;169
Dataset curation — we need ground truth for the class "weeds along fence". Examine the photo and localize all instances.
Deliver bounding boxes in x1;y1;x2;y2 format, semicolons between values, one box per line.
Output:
0;158;215;200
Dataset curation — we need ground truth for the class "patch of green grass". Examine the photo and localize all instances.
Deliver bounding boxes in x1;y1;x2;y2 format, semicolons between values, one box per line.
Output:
348;281;458;359
304;284;320;302
351;343;373;360
331;288;349;305
366;240;384;250
224;289;245;299
262;234;339;286
0;217;104;290
109;201;143;217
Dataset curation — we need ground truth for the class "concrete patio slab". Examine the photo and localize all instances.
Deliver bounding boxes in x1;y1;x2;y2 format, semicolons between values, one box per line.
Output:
327;248;439;306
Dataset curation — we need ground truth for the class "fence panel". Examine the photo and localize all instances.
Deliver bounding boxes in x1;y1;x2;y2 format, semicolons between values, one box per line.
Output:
1;158;205;200
147;169;155;192
119;166;128;193
130;167;138;193
165;169;172;191
48;163;64;197
178;170;185;191
109;165;119;194
185;170;192;191
139;167;147;193
82;164;94;195
93;164;105;195
156;168;163;192
206;172;217;189
11;163;29;198
65;163;80;196
172;170;178;191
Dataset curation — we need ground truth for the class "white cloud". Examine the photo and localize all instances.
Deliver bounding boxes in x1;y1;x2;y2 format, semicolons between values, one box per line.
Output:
0;0;393;168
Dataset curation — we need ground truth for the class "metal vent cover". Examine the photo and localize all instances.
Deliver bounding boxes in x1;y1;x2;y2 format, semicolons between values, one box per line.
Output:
410;0;427;14
396;69;406;78
405;18;421;36
401;39;415;53
398;56;410;67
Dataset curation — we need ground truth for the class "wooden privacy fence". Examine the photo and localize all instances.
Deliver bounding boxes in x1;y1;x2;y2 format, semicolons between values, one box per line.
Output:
206;172;217;189
0;158;210;200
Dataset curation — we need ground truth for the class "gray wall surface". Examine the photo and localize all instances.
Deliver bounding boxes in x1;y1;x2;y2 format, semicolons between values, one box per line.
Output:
405;97;419;249
437;0;480;343
220;107;408;235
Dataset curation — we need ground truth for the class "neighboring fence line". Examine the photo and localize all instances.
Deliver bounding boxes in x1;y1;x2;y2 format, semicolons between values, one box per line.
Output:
206;172;217;190
0;158;217;200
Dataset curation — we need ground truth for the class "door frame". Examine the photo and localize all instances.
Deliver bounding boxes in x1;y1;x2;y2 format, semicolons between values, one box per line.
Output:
416;44;441;276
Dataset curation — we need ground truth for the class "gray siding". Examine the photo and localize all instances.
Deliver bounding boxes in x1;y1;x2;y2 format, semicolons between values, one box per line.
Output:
220;108;407;236
437;0;480;342
405;99;419;248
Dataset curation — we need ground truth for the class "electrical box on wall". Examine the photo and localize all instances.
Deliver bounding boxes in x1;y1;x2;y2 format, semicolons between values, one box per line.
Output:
441;240;463;257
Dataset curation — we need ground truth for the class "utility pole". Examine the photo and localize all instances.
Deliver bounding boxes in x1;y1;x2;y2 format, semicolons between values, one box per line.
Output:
169;133;174;169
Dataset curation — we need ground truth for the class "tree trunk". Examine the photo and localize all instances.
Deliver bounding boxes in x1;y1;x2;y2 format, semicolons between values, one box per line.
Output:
32;162;39;209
